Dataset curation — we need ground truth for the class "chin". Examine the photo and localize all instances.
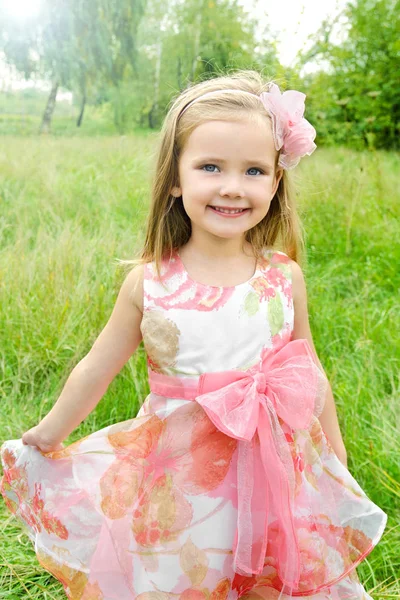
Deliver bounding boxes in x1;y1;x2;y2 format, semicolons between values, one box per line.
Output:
208;229;249;240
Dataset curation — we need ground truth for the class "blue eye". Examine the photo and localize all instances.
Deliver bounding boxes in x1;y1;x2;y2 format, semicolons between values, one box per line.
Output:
247;167;263;176
201;164;264;175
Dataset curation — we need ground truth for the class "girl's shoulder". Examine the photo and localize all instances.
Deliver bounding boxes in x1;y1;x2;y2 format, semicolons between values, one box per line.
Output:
260;247;292;268
258;248;299;289
122;264;145;312
143;255;174;279
264;248;290;261
262;251;307;310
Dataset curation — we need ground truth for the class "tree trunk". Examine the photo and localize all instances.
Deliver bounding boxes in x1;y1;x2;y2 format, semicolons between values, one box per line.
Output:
148;106;155;129
153;41;162;113
190;12;202;82
76;93;86;127
148;40;162;129
39;80;59;134
177;56;182;90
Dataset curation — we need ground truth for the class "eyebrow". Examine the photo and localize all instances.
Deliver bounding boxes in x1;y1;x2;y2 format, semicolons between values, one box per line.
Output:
193;157;273;170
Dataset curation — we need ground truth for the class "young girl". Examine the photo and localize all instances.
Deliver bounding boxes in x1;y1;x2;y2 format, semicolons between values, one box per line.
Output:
1;71;387;600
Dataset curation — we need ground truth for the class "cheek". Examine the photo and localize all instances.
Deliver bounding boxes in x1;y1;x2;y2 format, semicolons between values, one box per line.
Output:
254;195;273;216
251;186;272;207
182;174;214;199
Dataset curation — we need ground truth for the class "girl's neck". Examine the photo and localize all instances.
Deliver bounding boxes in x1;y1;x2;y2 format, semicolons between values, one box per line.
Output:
181;233;254;262
178;235;257;288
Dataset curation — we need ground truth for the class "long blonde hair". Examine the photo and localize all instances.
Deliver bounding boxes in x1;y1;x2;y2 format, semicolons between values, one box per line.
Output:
127;70;305;276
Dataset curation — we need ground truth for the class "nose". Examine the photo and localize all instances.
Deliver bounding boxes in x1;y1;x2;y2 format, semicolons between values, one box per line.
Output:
219;174;245;198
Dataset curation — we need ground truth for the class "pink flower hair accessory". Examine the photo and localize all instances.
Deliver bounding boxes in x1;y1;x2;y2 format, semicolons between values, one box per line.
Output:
260;83;317;170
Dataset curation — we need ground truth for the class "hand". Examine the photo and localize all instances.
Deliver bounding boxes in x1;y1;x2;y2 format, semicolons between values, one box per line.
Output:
22;425;64;453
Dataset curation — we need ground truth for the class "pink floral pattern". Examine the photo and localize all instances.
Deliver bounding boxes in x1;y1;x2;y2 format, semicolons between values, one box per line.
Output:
143;252;236;312
0;249;386;599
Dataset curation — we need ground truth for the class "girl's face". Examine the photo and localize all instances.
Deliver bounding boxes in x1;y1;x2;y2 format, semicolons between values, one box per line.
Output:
171;116;283;244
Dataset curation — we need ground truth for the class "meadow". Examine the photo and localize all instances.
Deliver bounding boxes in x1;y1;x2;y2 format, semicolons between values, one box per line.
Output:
0;136;399;598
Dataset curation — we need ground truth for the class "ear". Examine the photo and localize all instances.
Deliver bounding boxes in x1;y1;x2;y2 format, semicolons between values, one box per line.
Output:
171;185;182;198
271;168;283;198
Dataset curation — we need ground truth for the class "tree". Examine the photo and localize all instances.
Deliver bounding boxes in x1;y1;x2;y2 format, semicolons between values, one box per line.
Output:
0;1;77;132
131;0;280;129
0;0;147;132
296;0;400;149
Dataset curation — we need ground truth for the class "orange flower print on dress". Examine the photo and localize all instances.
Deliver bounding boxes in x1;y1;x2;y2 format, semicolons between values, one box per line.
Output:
210;577;231;600
37;548;90;599
131;404;236;548
263;517;374;594
44;438;85;459
32;482;69;539
2;447;16;470
1;448;68;540
135;579;231;600
232;572;258;597
81;581;104;600
249;276;276;302
0;447;25;514
180;537;209;587
39;550;106;599
132;472;193;547
99;405;237;552
100;415;165;519
100;454;142;520
184;404;237;494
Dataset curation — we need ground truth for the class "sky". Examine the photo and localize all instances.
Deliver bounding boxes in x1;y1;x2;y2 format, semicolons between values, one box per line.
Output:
242;0;350;70
0;0;351;92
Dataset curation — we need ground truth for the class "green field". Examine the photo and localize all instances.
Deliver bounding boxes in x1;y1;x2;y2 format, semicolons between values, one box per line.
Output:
0;137;399;598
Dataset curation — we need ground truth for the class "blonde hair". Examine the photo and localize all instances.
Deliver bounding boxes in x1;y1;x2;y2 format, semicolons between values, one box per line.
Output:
124;70;305;277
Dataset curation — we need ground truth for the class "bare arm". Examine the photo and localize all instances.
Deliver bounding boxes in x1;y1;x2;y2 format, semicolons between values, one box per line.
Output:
290;260;348;467
22;265;144;452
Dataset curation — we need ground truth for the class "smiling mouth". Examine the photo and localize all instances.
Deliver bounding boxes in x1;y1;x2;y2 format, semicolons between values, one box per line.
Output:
209;206;249;215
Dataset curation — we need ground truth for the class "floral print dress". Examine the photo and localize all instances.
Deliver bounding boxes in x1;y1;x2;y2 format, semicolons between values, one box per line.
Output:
1;249;387;600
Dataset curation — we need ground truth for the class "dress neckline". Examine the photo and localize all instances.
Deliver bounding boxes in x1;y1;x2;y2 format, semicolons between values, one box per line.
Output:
174;250;260;290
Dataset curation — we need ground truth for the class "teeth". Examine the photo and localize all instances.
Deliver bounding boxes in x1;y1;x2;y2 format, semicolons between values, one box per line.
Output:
212;207;246;214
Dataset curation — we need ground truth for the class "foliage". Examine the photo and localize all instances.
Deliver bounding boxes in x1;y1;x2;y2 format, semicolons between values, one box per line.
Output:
0;0;399;146
0;1;75;87
297;0;400;150
109;0;280;130
0;0;147;130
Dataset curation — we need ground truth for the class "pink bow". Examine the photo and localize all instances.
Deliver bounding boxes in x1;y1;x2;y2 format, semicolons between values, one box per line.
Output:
195;338;326;588
260;83;317;170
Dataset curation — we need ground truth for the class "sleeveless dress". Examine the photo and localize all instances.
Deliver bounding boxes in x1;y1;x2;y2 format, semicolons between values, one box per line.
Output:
0;249;387;600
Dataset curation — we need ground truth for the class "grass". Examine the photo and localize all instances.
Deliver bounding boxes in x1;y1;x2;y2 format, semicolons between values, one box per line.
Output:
0;137;399;598
0;90;151;136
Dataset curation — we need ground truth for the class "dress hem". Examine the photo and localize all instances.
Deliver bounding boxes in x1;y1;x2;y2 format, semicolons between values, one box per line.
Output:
253;510;388;597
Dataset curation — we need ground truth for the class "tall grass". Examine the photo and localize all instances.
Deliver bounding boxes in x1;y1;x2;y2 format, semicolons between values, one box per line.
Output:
0;137;399;598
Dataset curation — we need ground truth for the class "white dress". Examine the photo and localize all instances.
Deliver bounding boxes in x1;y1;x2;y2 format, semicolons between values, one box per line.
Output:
1;249;387;599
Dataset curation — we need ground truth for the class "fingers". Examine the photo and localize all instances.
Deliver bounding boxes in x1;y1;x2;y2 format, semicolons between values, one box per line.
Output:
21;432;31;446
21;428;65;453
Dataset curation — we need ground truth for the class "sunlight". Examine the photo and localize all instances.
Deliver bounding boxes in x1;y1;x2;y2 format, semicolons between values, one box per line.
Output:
3;0;43;19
